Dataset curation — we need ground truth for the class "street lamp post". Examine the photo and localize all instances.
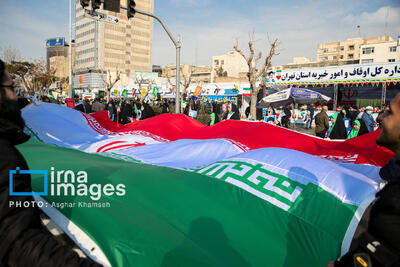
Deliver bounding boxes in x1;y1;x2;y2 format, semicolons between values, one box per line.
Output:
131;8;181;113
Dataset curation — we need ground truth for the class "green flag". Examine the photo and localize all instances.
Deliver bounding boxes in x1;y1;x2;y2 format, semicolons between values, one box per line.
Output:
121;89;128;98
152;87;159;98
18;140;357;267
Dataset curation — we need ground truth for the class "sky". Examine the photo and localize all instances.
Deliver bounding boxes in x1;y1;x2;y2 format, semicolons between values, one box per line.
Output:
1;0;399;67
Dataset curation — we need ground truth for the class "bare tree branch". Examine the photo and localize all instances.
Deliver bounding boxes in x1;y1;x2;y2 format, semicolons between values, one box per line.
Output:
234;34;279;120
100;69;120;102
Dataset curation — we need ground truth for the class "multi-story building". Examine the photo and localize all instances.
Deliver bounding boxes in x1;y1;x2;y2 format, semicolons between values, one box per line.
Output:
46;38;75;79
47;44;75;80
317;35;393;63
73;0;154;92
161;65;211;84
360;36;400;63
211;51;248;82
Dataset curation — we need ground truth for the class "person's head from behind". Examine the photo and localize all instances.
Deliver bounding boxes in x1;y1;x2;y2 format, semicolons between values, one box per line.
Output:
376;93;400;155
0;59;25;130
42;96;50;103
74;95;79;103
266;117;274;124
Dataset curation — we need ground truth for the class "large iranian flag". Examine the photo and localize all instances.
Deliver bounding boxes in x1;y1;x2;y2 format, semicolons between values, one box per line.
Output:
17;102;394;267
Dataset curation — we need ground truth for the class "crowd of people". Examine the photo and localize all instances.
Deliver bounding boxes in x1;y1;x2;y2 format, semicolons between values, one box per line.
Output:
38;92;388;143
181;98;241;125
1;58;400;266
72;95;161;124
315;104;387;140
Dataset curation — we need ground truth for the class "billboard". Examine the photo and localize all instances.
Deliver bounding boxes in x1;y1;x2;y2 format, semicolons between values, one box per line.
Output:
46;37;65;47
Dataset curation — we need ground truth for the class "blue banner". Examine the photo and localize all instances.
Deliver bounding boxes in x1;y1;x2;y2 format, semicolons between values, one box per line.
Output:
290;88;320;99
198;95;238;103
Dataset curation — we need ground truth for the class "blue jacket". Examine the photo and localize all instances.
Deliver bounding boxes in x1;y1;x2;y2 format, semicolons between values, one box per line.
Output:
361;112;375;132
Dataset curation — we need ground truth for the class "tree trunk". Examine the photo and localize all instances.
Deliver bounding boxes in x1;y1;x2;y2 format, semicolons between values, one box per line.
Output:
107;88;111;103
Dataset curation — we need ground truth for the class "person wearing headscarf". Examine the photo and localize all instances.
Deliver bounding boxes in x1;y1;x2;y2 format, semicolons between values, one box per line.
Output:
140;102;155;120
226;103;240;120
347;120;361;139
328;112;347;139
209;112;220;126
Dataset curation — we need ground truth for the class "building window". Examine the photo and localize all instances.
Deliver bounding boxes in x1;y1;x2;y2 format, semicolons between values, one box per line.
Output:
349;45;354;50
340;46;344;51
221;60;224;65
348;54;354;59
362;47;374;54
389;46;397;52
332;48;337;52
362;59;373;63
340;55;344;60
319;56;328;61
333;56;337;60
388;59;395;62
214;60;219;65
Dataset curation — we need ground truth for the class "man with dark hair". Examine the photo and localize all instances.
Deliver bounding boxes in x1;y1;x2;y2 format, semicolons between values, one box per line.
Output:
83;99;92;114
327;92;400;266
0;60;101;266
315;105;329;138
74;95;86;113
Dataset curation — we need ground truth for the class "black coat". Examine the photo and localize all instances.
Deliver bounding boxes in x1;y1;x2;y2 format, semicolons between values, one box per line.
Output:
141;103;155;120
349;110;360;126
119;102;133;124
227;104;240;120
336;157;400;266
75;102;85;113
0;119;101;267
329;113;347;139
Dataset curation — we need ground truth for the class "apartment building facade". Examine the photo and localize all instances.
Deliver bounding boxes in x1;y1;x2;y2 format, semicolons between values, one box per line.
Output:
46;40;75;80
211;51;248;82
317;35;394;63
162;65;211;84
73;0;154;91
360;37;400;63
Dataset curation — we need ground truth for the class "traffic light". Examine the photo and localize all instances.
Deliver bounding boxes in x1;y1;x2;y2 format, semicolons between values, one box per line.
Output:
80;0;90;8
103;0;120;13
127;0;136;19
92;0;102;10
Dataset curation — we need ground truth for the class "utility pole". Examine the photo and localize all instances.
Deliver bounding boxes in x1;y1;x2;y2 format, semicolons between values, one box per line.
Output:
123;3;181;113
135;9;181;113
